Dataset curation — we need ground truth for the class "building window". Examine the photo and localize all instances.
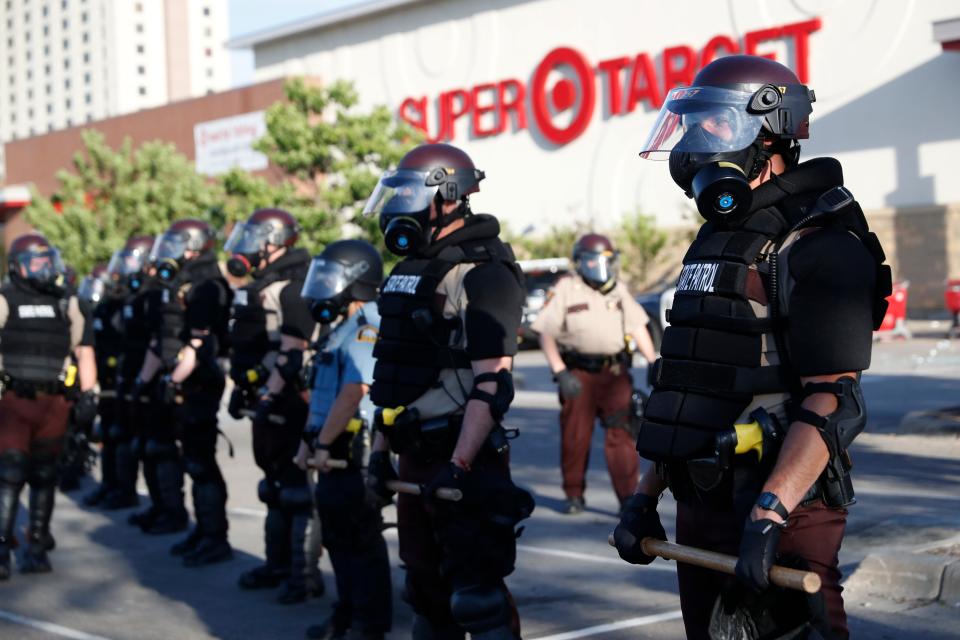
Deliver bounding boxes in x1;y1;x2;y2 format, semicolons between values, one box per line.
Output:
45;84;51;95
66;117;72;126
86;114;93;122
62;18;68;29
136;24;143;33
84;73;91;84
82;32;89;43
137;65;145;75
43;5;49;17
48;123;54;132
64;58;71;69
205;47;211;57
26;50;32;61
44;65;50;75
135;2;142;12
204;27;211;37
62;0;67;9
65;98;71;108
43;44;49;55
46;104;53;114
85;93;91;104
203;7;210;16
64;79;70;89
206;68;213;78
63;39;69;49
138;87;146;95
82;53;89;63
136;44;144;54
28;108;34;118
82;11;88;23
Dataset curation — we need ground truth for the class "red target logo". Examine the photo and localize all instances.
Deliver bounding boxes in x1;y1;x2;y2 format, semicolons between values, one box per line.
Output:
530;47;596;146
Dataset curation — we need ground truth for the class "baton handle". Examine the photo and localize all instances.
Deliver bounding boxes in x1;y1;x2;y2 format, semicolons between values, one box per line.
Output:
607;535;821;594
239;409;286;425
308;458;349;470
386;480;462;502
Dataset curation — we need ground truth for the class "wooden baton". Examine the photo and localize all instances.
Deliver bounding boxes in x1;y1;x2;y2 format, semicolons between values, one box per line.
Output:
387;480;462;502
307;459;349;470
607;535;821;594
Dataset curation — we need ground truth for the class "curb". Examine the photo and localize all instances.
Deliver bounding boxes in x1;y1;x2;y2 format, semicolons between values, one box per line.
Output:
845;536;960;605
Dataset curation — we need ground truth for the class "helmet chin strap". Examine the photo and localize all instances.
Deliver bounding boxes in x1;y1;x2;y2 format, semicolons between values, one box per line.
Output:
428;194;470;244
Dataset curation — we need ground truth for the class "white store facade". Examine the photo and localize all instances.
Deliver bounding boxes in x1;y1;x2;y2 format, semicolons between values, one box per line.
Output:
232;0;960;310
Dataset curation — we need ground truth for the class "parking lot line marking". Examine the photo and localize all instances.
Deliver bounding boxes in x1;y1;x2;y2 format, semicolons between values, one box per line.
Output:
533;609;683;640
516;544;674;571
528;609;684;640
0;610;113;640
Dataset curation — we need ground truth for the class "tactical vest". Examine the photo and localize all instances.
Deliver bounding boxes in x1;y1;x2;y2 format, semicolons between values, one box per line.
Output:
228;252;308;382
119;286;156;378
156;280;187;364
155;258;230;365
636;183;891;465
371;236;520;408
0;281;73;384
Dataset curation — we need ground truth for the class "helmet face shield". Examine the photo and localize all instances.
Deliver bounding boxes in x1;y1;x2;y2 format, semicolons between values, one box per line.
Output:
107;247;149;279
224;222;273;256
301;257;370;302
576;250;619;288
150;232;189;264
362;169;436;219
13;246;65;288
78;275;107;303
640;87;765;159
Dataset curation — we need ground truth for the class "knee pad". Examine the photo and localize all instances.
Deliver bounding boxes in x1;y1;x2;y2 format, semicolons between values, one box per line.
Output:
258;479;279;506
278;485;312;510
450;584;512;636
0;450;29;486
144;439;178;460
183;456;217;482
405;571;455;623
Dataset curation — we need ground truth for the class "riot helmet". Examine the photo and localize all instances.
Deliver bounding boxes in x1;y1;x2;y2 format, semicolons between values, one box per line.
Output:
225;208;300;277
301;239;383;325
573;233;619;292
107;235;154;292
7;233;66;294
640;55;815;222
150;219;215;282
363;143;485;256
78;264;111;303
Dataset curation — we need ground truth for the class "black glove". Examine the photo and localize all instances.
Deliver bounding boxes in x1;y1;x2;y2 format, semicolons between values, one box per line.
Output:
424;461;467;506
646;361;658;388
73;391;98;427
613;493;667;565
366;450;398;505
129;376;149;404
253;393;278;426
554;369;582;400
227;387;247;420
156;375;181;405
735;517;783;592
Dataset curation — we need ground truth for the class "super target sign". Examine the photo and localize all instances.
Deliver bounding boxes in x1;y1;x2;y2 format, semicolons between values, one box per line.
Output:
399;18;820;146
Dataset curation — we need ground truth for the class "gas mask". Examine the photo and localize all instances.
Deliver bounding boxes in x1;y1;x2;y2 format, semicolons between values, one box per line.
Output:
309;295;349;325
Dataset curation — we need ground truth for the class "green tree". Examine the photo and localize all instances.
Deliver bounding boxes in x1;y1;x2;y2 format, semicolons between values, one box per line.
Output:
615;210;668;286
24;130;222;274
252;77;422;259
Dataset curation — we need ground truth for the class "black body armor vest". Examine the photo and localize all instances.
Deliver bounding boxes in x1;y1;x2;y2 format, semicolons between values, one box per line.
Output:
636;159;891;464
93;295;125;384
155;256;230;365
0;280;73;384
119;284;156;379
371;234;520;408
228;249;310;382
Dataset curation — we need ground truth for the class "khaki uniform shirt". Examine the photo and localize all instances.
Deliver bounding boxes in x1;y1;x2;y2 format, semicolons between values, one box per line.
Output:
531;275;648;356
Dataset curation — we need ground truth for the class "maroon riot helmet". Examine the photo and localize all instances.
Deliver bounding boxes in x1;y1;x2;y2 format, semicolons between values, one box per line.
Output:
573;233;619;292
640;55;816;223
150;219;216;282
224;208;300;277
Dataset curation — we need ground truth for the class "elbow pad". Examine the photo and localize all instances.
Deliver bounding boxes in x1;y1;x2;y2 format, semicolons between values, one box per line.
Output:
276;349;305;386
791;376;866;455
468;369;515;422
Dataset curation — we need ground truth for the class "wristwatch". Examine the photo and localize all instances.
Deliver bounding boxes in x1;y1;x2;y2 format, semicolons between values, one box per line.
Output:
756;491;789;521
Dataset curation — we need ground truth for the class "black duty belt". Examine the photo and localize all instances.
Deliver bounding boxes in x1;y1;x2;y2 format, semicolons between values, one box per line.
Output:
562;350;630;373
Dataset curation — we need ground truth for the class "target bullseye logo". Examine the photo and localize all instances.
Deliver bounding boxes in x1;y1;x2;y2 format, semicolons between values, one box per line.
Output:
531;47;596;145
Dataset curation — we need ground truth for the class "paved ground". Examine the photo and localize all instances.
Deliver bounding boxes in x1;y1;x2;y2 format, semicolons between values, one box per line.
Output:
1;324;959;639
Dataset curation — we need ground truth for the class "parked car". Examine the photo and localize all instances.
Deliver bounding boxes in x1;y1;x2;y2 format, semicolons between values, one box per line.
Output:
517;257;571;348
634;286;674;352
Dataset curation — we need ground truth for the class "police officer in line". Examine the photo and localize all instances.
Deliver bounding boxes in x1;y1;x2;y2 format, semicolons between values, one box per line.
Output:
226;208;324;603
100;236;157;510
113;236;158;523
613;55;891;639
532;233;658;515
134;219;234;569
78;264;127;508
293;239;392;640
364;143;534;639
0;234;98;579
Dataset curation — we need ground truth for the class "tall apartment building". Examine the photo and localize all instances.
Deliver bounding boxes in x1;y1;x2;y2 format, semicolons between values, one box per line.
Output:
0;0;230;182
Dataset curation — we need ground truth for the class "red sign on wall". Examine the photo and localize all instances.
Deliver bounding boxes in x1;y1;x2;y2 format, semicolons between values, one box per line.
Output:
398;18;821;146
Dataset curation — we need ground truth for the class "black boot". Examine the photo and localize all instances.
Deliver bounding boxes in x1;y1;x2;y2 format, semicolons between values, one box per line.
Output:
170;527;204;556
182;461;231;566
238;564;290;590
0;540;10;581
279;510;324;604
141;450;187;534
182;536;233;567
83;484;112;507
101;490;140;510
141;507;188;535
305;613;350;639
128;505;159;527
21;479;57;575
108;438;141;511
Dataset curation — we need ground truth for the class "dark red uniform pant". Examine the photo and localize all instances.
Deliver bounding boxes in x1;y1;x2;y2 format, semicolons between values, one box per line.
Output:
397;453;521;638
0;393;71;455
559;367;637;501
676;499;849;640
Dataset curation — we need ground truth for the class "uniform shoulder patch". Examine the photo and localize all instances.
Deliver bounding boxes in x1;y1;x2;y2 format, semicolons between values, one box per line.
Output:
356;325;379;344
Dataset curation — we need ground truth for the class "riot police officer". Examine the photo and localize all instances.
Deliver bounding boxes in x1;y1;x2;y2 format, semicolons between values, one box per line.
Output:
78;264;126;508
0;234;98;578
226;208;323;603
135;219;233;569
112;236;157;521
294;239;392;640
364;143;534;639
613;55;891;639
532;233;657;514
